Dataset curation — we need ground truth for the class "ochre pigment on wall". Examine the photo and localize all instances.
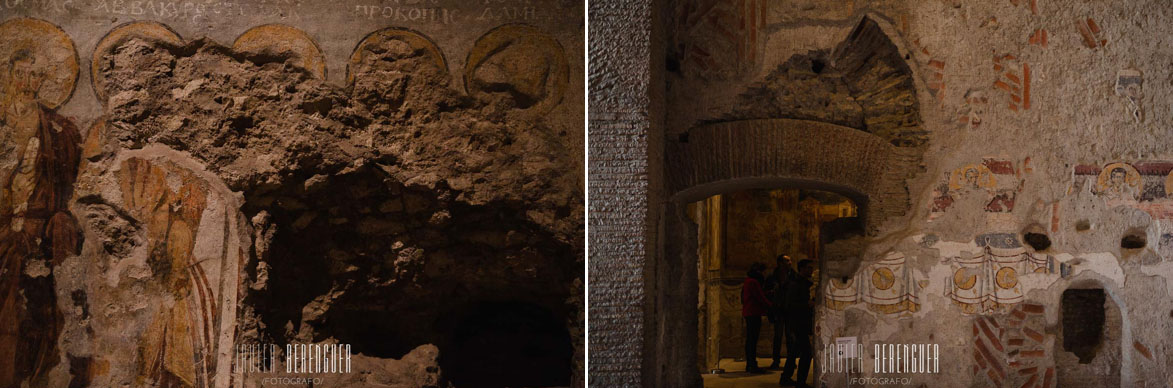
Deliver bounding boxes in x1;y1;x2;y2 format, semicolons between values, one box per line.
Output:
0;1;584;386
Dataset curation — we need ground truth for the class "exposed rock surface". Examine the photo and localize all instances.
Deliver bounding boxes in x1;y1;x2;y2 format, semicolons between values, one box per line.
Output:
96;37;579;241
592;0;1173;386
77;34;583;387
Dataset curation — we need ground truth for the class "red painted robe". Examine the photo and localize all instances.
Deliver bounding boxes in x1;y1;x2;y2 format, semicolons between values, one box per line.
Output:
0;104;82;387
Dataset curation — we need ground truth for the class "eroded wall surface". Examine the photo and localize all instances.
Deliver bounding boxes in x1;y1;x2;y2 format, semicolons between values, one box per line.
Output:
0;1;583;387
661;0;1173;387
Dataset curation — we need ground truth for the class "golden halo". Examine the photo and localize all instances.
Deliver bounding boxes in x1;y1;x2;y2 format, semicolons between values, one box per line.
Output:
0;17;78;109
871;268;895;290
995;267;1018;289
464;23;569;115
953;268;977;290
233;24;326;79
948;163;996;191
81;118;107;161
91;21;183;104
831;277;853;289
347;27;446;86
1095;162;1141;196
1165;169;1173;198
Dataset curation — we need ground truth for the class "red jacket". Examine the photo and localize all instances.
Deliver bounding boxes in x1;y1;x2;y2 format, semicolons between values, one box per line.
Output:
741;277;772;317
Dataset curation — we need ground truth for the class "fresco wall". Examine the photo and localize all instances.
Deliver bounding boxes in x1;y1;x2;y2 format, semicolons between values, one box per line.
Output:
0;1;583;387
663;0;1173;386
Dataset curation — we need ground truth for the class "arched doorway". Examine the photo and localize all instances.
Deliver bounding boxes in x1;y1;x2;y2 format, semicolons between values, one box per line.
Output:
648;16;929;388
608;15;927;387
1055;280;1125;387
652;119;907;386
689;188;862;387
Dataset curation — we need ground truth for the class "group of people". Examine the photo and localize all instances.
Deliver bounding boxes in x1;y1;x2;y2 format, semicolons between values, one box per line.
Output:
741;255;814;388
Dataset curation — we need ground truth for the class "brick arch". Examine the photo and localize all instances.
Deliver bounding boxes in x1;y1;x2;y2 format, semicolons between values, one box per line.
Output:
668;118;919;233
647;18;926;387
719;16;926;148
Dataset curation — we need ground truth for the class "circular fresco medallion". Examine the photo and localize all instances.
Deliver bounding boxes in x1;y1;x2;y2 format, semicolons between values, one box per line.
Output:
871;268;895;290
0;18;78;109
233;24;326;79
953;267;977;290
995;266;1019;289
347;27;446;86
1095;162;1141;200
831;277;853;289
464;23;568;115
91;21;182;103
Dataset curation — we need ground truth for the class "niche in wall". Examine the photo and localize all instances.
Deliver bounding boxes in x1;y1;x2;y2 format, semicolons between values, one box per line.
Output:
1061;288;1105;363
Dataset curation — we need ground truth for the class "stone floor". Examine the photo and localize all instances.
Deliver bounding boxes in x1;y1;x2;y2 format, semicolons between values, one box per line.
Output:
701;358;816;388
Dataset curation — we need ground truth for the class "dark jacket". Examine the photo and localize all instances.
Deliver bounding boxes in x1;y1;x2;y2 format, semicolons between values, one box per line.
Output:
784;275;814;334
741;277;771;317
763;269;789;319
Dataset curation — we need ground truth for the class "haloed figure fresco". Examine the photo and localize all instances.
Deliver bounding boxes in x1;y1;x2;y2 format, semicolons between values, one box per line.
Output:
118;157;216;387
0;0;583;384
0;19;82;387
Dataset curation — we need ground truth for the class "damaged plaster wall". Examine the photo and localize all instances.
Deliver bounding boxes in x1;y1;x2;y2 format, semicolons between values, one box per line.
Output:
0;1;583;387
665;0;1173;387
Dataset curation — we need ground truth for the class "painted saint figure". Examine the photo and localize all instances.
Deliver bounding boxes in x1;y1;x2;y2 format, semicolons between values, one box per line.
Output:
118;158;217;388
1094;163;1141;201
0;48;83;387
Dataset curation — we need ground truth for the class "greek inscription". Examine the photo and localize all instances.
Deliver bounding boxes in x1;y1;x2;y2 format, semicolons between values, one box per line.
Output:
353;5;457;24
93;0;295;22
0;0;80;13
475;6;539;21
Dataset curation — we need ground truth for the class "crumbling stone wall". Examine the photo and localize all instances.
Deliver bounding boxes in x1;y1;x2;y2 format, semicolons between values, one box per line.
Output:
693;1;1173;387
0;1;583;387
590;0;1173;386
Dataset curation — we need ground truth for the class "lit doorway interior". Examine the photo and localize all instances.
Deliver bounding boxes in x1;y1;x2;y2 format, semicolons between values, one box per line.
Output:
689;188;858;387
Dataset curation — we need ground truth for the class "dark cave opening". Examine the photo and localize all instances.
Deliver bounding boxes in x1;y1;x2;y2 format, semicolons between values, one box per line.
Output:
1061;288;1105;363
240;164;576;383
442;301;573;388
1121;233;1146;249
1024;232;1052;251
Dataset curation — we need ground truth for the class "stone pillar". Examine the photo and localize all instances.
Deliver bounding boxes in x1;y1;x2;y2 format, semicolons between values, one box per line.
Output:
587;0;663;386
656;200;702;387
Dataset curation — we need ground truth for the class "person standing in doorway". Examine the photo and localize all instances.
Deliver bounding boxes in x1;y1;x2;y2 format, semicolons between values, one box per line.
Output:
741;262;771;373
780;259;815;388
763;254;791;369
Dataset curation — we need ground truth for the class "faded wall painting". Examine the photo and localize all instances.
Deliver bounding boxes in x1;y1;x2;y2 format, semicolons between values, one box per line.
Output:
465;23;569;116
234;24;327;79
943;233;1056;314
1073;161;1173;219
724;189;802;268
120;157;219;387
1114;68;1143;122
930;159;1026;219
724;189;854;268
90;21;183;106
0;1;582;385
824;252;925;315
62;146;251;388
0;17;81;387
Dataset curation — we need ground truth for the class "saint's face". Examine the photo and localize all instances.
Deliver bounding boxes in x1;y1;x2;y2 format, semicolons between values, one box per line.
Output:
964;169;979;187
9;58;41;97
1117;77;1142;99
967;92;986;126
1110;169;1126;186
1125;83;1141;99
